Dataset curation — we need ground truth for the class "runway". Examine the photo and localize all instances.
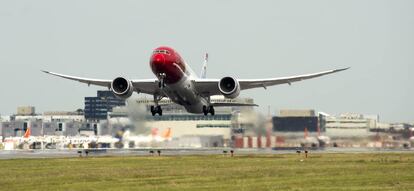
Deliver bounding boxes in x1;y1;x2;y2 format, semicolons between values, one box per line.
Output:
0;147;412;159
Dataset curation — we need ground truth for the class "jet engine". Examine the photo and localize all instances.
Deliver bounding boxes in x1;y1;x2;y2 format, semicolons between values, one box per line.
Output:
111;77;134;99
218;76;240;99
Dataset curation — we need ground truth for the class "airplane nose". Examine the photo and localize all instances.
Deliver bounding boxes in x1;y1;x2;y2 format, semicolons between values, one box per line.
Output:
152;53;165;66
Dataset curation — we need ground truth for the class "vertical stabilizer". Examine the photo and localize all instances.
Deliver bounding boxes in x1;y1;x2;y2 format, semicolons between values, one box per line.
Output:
162;128;172;139
200;53;208;78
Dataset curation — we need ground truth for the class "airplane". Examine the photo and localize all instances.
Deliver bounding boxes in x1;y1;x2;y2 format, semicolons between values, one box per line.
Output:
60;135;119;149
3;123;119;149
43;46;349;116
122;128;172;148
3;125;36;149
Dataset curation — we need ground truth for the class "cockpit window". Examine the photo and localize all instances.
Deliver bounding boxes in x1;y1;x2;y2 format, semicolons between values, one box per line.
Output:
153;50;170;55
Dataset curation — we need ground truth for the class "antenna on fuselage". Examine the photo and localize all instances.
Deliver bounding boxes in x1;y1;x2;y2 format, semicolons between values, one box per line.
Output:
200;53;208;78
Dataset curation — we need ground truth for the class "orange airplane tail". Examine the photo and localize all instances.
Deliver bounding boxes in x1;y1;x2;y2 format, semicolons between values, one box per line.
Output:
161;128;172;139
23;127;31;138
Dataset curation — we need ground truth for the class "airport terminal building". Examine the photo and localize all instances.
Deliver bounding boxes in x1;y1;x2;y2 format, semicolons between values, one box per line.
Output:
84;91;125;121
1;91;412;149
106;96;256;147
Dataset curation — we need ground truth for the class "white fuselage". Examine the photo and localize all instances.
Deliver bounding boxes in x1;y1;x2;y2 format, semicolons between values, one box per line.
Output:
159;63;208;113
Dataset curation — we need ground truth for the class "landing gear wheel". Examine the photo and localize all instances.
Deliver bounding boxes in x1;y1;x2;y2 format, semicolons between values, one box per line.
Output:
151;94;164;116
209;106;215;115
202;105;215;116
150;106;156;116
203;106;208;116
157;106;163;116
150;105;163;116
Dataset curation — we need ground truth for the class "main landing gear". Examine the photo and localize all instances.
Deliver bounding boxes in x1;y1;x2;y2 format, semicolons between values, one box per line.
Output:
151;94;163;116
150;105;162;116
202;105;215;116
152;73;165;116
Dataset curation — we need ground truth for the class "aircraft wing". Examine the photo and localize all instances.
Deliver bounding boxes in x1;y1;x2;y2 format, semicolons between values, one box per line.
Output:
194;67;349;96
131;80;161;95
42;71;160;95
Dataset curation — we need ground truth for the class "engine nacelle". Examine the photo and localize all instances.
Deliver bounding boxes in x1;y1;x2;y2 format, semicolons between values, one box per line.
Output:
111;77;134;99
218;76;240;99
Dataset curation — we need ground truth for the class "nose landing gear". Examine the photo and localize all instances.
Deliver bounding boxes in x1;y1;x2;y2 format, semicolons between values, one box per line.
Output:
158;73;166;89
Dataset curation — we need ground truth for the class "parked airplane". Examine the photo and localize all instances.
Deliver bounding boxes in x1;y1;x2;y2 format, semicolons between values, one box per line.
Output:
43;46;348;116
122;128;172;147
3;125;36;149
300;127;331;148
3;122;119;149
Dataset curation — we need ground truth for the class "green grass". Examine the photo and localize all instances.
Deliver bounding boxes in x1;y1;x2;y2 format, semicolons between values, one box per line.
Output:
0;153;414;191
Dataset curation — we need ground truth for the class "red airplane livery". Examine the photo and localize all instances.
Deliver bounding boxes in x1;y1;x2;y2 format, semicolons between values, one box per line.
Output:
43;46;348;116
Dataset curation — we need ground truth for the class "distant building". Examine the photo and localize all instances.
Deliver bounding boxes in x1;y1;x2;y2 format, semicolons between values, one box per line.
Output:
273;117;318;132
147;114;233;139
0;120;85;137
2;108;90;137
14;115;43;121
43;111;84;122
1;121;35;137
78;122;103;136
17;106;35;116
279;109;316;117
324;113;377;138
0;115;11;122
84;91;125;121
272;109;319;132
1;121;17;137
66;122;82;136
107;96;257;145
